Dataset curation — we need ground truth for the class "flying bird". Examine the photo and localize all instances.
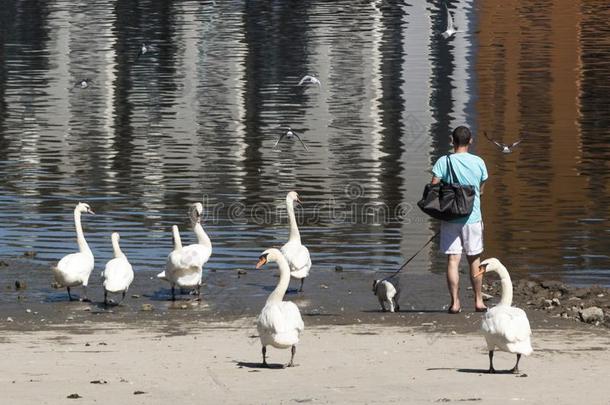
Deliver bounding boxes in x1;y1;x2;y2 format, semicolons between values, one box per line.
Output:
484;132;523;154
73;78;93;90
136;43;153;61
274;127;309;151
441;3;460;39
297;75;321;87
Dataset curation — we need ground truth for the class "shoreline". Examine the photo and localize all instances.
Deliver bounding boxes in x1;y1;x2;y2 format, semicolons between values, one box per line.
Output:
1;256;608;332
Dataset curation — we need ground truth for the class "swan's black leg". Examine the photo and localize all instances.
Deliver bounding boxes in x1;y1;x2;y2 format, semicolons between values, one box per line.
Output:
287;345;296;367
104;290;108;306
488;351;496;374
261;346;269;368
298;278;304;292
510;354;521;374
67;287;74;301
196;284;201;300
120;291;126;304
394;299;400;312
171;285;176;301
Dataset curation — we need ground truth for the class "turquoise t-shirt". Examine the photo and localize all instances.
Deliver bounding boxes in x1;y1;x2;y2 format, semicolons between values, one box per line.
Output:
432;152;488;224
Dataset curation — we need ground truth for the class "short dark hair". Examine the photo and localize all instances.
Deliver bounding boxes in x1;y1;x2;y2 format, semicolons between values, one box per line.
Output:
451;126;472;146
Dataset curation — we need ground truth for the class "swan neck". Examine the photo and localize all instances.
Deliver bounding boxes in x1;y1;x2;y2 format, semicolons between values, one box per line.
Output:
193;222;212;249
74;209;90;254
267;256;291;303
287;200;301;243
112;237;124;258
497;266;513;306
172;227;183;250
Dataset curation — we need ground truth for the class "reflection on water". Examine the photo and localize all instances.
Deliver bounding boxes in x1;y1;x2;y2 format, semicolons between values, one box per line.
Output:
0;0;608;287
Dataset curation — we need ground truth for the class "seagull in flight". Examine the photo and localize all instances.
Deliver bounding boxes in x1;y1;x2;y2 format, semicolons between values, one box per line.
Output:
73;78;93;90
441;3;460;39
297;75;321;87
484;132;523;154
274;127;309;151
136;43;153;61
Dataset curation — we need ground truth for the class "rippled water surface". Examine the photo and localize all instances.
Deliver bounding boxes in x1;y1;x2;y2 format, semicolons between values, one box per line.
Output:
0;0;608;287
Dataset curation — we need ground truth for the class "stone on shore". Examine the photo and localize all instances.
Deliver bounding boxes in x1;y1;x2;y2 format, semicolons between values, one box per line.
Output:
579;307;604;323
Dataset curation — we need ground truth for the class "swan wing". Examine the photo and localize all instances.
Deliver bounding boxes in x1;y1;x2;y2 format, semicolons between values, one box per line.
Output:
257;302;304;346
482;306;531;343
179;244;212;268
281;243;311;274
103;257;134;292
56;252;94;285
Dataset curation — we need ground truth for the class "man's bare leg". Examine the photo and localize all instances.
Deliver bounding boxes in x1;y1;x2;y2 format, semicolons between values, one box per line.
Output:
447;254;461;312
468;254;487;311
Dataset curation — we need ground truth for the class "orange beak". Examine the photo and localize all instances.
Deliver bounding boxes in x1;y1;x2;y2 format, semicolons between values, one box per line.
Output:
256;256;267;269
473;265;486;278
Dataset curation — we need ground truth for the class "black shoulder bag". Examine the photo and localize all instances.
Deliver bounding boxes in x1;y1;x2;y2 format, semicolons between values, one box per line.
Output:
417;155;476;221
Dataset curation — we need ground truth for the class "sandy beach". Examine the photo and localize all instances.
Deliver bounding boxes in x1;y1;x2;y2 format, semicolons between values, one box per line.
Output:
2;257;610;404
1;320;609;405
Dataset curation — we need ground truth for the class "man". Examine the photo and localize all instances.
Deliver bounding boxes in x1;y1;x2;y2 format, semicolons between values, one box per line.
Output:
431;126;488;313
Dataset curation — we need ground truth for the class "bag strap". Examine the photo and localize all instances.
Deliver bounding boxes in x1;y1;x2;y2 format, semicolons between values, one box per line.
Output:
446;154;459;184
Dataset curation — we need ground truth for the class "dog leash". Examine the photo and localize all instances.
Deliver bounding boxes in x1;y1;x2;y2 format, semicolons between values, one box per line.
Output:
388;231;440;277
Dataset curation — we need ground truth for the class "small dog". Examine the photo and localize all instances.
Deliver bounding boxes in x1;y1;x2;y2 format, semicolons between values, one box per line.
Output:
372;278;400;312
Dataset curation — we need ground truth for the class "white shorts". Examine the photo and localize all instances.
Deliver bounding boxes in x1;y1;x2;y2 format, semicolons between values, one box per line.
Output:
440;221;484;256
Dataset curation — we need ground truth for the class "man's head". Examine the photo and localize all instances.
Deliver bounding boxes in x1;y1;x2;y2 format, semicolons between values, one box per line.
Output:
451;126;472;147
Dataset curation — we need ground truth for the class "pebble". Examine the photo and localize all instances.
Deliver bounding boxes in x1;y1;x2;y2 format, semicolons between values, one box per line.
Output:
140;304;154;311
67;393;82;399
320;284;329;289
23;251;37;258
6;317;13;322
552;298;561;306
579;307;604;323
334;265;343;272
237;270;247;275
131;294;140;299
14;280;27;290
482;293;493;301
26;309;31;313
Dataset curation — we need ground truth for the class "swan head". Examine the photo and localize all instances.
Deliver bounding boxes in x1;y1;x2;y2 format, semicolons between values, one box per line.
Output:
189;202;204;223
286;191;301;204
255;248;283;269
111;232;120;243
476;257;505;278
372;280;380;293
76;202;95;215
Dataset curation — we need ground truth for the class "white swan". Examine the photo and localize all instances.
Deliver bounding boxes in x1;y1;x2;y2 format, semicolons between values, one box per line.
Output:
280;191;311;292
256;248;304;368
157;203;212;300
477;258;533;373
52;202;95;301
101;232;134;305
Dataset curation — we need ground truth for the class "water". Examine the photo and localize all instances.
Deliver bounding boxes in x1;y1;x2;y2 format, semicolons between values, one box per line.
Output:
0;0;608;288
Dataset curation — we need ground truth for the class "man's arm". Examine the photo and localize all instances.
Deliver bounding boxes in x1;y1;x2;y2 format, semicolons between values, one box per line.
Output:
480;180;486;195
431;176;441;185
